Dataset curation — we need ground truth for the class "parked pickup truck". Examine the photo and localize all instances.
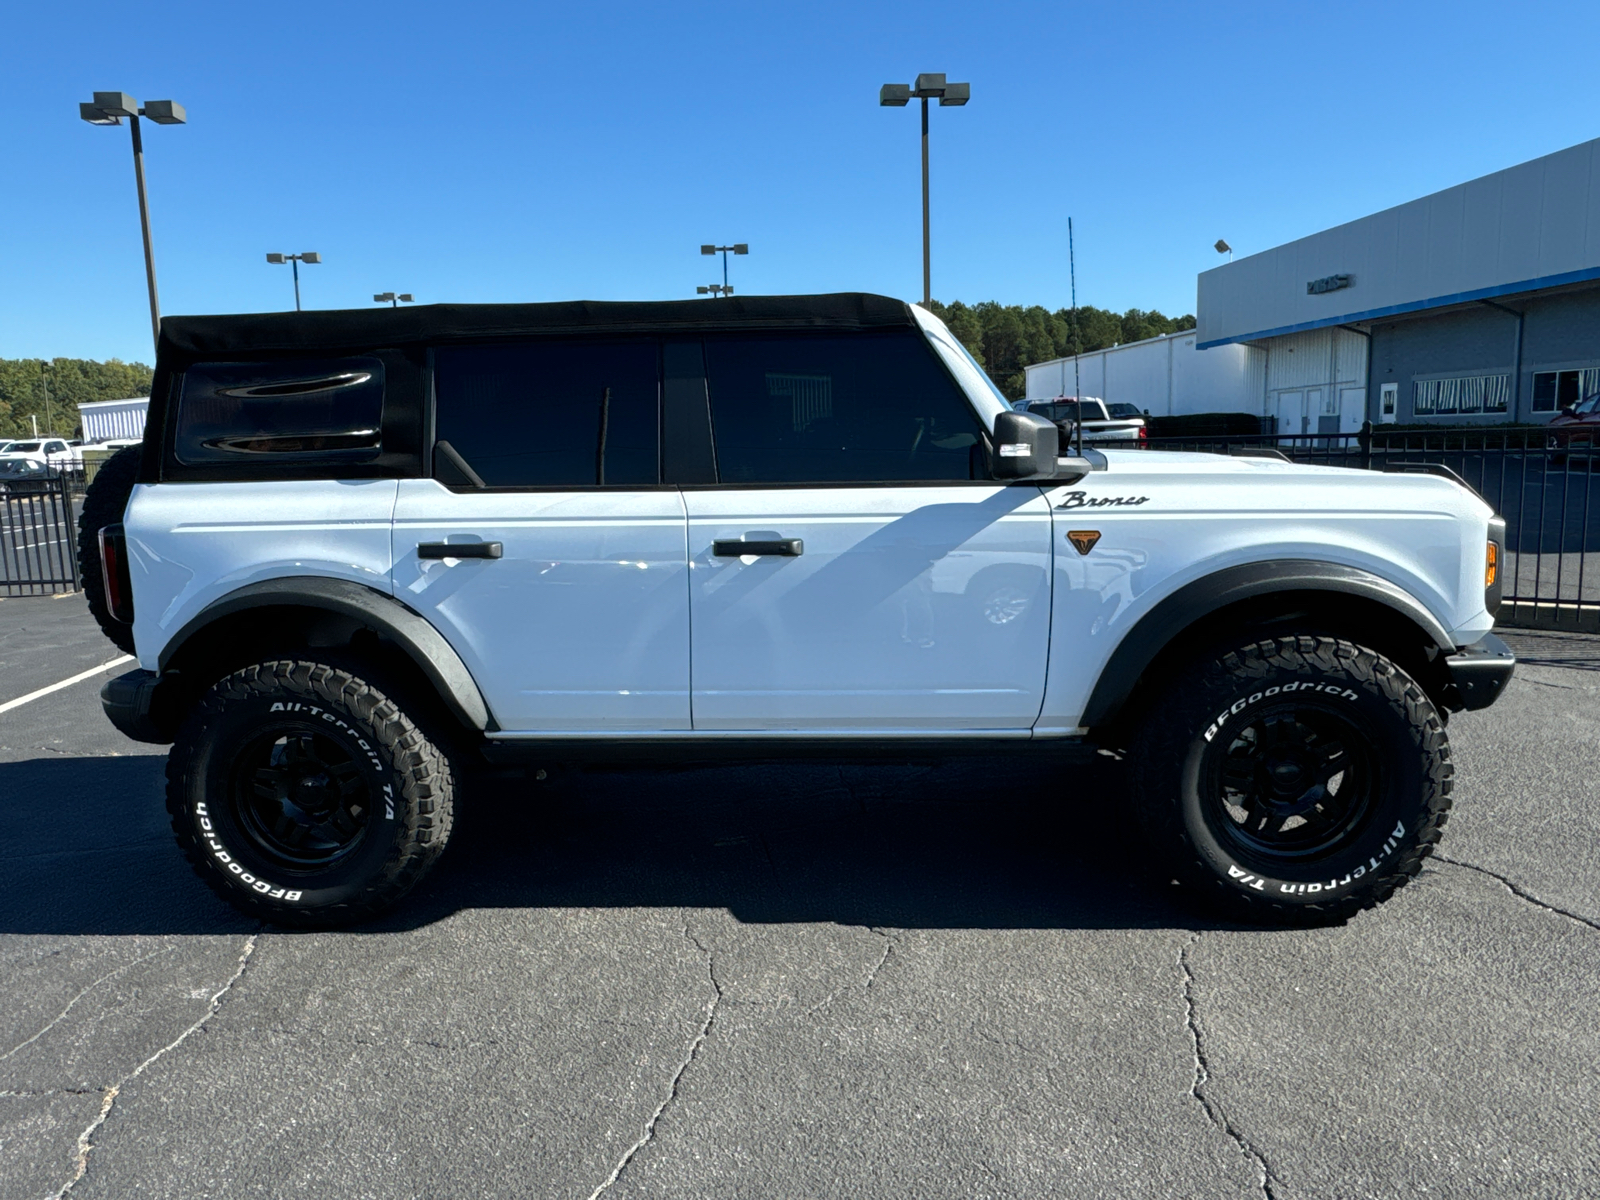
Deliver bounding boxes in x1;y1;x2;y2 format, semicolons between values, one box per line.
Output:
1013;397;1146;445
77;293;1513;928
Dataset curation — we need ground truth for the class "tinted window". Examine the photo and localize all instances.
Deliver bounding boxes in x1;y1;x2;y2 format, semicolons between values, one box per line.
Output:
703;331;983;484
176;359;384;465
433;341;658;487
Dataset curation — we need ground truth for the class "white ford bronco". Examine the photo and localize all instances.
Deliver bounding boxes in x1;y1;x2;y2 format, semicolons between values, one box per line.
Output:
78;294;1514;927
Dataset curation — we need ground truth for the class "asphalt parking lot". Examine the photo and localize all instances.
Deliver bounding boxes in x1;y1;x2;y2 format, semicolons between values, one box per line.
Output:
1;595;1596;1199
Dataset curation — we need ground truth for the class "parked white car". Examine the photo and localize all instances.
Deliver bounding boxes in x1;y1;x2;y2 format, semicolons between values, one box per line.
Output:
1014;397;1145;444
79;294;1513;929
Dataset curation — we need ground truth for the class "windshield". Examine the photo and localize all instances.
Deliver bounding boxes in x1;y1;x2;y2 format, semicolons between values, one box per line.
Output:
910;305;1011;424
1576;393;1600;415
1108;403;1143;419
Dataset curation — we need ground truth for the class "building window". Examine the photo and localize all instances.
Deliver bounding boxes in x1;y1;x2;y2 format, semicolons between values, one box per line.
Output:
1531;368;1600;412
1412;373;1509;417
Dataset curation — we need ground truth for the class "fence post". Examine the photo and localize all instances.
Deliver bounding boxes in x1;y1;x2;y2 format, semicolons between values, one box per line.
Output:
1358;420;1373;471
61;471;81;590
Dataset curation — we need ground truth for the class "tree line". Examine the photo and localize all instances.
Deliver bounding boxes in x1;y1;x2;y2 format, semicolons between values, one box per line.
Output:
0;358;153;440
925;300;1196;400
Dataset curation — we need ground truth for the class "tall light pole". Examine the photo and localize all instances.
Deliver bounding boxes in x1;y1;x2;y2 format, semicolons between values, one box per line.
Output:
374;292;414;308
266;252;322;311
879;73;969;306
79;92;186;350
699;243;748;293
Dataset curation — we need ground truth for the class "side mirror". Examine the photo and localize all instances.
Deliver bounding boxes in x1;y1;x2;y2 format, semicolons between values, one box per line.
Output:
991;410;1059;480
1560;405;1577;417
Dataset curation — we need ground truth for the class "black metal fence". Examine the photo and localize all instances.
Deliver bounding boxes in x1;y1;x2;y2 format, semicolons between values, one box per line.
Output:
1096;423;1598;632
0;472;82;596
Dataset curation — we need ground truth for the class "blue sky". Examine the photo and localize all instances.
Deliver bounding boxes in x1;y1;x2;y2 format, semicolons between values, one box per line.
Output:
6;0;1600;365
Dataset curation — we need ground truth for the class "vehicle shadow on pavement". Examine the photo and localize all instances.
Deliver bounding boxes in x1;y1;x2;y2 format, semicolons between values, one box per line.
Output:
0;751;1237;936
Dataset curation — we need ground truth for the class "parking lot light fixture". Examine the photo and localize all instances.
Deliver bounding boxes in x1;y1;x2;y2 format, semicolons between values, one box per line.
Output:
79;91;186;349
697;284;734;298
374;292;415;307
700;243;749;292
266;252;322;311
879;72;969;305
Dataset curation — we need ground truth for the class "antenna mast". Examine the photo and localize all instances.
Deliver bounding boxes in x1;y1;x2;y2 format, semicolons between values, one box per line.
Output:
1068;216;1083;456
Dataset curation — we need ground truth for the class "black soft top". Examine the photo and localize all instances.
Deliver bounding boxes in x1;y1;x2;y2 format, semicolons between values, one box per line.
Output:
158;292;917;359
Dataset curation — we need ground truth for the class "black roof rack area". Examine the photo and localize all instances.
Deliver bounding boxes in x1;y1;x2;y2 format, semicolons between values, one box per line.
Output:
158;293;917;358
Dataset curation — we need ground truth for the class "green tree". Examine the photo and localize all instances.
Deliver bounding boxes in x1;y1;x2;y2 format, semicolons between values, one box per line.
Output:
0;357;153;440
925;299;1195;400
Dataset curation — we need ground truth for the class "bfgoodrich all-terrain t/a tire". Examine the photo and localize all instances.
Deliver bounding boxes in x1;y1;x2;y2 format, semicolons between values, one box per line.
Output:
1132;635;1453;924
167;659;456;927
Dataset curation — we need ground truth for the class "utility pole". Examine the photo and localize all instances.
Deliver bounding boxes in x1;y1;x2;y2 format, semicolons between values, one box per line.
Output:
79;93;186;350
879;74;970;306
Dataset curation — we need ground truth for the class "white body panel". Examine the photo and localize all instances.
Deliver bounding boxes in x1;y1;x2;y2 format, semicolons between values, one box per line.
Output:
1034;452;1495;733
684;486;1053;731
123;480;400;671
392;481;690;732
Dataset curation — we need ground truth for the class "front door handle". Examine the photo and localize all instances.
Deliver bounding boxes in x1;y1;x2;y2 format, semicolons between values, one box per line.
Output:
712;538;803;557
418;541;503;559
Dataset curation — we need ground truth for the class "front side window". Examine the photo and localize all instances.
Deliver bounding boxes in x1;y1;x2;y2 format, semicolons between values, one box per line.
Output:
432;341;659;487
703;331;984;484
175;358;385;464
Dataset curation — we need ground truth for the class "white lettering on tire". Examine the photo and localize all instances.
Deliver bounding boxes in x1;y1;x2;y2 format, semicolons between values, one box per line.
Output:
192;802;304;902
1204;681;1361;742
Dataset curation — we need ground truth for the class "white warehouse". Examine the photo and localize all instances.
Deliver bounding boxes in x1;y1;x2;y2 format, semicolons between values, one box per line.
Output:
77;397;149;442
1023;330;1264;415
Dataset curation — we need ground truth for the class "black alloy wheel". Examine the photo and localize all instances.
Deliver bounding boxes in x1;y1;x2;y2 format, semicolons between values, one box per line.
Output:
231;726;374;871
1201;705;1379;868
1131;635;1454;924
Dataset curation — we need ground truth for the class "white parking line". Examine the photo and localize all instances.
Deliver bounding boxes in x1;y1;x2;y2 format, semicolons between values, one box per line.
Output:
0;655;136;715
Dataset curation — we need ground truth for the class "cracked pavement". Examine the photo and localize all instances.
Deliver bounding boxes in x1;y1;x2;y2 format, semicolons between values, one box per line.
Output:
2;602;1598;1198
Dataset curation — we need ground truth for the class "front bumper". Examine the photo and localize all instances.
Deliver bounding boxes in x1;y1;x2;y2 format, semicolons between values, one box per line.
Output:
101;668;178;744
1443;633;1516;711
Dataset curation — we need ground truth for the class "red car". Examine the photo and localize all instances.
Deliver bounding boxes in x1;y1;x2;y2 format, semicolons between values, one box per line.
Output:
1547;392;1600;460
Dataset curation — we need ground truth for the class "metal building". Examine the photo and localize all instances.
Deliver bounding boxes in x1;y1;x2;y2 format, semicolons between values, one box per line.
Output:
77;397;149;442
1023;330;1263;414
1198;135;1600;429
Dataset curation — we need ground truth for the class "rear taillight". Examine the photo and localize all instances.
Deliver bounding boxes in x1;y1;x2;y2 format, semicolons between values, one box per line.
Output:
1485;541;1498;589
1138;425;1148;440
99;523;134;623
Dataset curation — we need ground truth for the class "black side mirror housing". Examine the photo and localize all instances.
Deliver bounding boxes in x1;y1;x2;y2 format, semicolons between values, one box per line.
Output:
992;410;1059;480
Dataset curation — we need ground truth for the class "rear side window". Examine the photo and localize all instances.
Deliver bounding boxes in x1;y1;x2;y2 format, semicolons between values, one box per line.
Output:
175;359;385;465
432;341;659;487
703;331;984;484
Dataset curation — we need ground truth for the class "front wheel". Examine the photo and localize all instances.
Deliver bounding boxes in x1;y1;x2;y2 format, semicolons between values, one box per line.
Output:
166;659;456;927
1132;635;1453;924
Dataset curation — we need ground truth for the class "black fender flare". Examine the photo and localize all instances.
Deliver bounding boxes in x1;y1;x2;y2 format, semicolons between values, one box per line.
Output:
1079;560;1456;731
158;576;493;731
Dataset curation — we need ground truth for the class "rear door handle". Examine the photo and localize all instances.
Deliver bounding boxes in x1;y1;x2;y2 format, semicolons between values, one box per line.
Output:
418;541;503;559
712;538;803;557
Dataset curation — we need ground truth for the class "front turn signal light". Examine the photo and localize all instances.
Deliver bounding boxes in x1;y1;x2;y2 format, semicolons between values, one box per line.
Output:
1485;540;1498;589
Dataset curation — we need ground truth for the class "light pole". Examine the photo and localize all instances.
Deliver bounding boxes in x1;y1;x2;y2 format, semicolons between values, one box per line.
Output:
374;292;414;308
266;252;322;311
699;243;747;293
79;92;187;350
879;73;969;306
696;284;734;298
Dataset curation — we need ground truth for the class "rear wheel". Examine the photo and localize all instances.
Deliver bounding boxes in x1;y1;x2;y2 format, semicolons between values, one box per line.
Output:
1132;635;1452;923
166;658;456;927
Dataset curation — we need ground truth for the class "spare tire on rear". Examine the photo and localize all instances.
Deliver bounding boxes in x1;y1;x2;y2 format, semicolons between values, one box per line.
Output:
77;445;142;655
